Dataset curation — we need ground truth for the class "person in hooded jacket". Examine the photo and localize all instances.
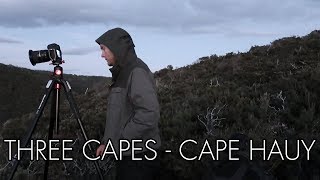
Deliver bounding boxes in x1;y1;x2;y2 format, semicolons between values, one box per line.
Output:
95;27;161;180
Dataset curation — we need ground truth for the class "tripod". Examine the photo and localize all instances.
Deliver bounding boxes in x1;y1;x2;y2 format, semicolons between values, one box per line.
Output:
7;65;104;180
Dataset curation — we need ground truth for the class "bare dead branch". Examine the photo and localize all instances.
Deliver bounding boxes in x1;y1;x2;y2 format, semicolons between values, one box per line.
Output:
198;104;227;136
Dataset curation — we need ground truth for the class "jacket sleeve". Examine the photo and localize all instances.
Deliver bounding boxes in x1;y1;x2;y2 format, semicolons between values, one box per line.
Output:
121;67;160;140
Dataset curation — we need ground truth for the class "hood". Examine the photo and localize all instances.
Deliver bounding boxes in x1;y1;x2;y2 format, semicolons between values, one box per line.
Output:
95;27;136;67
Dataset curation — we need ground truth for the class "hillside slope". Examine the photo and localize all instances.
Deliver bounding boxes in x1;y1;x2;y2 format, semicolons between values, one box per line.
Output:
0;63;110;123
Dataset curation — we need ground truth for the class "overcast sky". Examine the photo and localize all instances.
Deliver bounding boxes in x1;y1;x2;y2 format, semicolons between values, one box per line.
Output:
0;0;319;77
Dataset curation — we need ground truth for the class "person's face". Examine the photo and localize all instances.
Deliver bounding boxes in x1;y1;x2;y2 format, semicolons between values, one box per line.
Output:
100;44;116;66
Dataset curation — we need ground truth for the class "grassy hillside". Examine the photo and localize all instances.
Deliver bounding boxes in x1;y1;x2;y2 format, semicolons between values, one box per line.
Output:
155;30;320;179
0;63;110;123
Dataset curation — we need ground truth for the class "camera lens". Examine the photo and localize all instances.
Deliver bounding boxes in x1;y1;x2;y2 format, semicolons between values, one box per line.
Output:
29;50;51;66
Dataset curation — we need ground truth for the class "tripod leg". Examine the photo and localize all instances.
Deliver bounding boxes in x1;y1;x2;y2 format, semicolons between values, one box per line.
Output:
43;85;59;180
8;80;55;180
60;79;104;180
54;84;61;135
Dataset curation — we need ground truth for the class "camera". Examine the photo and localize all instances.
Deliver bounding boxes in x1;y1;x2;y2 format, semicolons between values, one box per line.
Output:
29;43;63;66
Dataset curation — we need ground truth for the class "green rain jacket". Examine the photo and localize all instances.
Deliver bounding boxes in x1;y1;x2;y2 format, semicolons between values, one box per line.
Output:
96;28;161;156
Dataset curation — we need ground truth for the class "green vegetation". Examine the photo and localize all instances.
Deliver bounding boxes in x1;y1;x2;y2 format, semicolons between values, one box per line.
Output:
0;64;110;123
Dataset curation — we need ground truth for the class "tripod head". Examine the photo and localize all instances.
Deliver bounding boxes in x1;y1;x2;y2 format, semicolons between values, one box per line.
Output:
53;65;63;80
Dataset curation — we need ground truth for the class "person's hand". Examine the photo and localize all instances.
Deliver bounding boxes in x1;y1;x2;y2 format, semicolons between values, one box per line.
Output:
96;144;106;157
